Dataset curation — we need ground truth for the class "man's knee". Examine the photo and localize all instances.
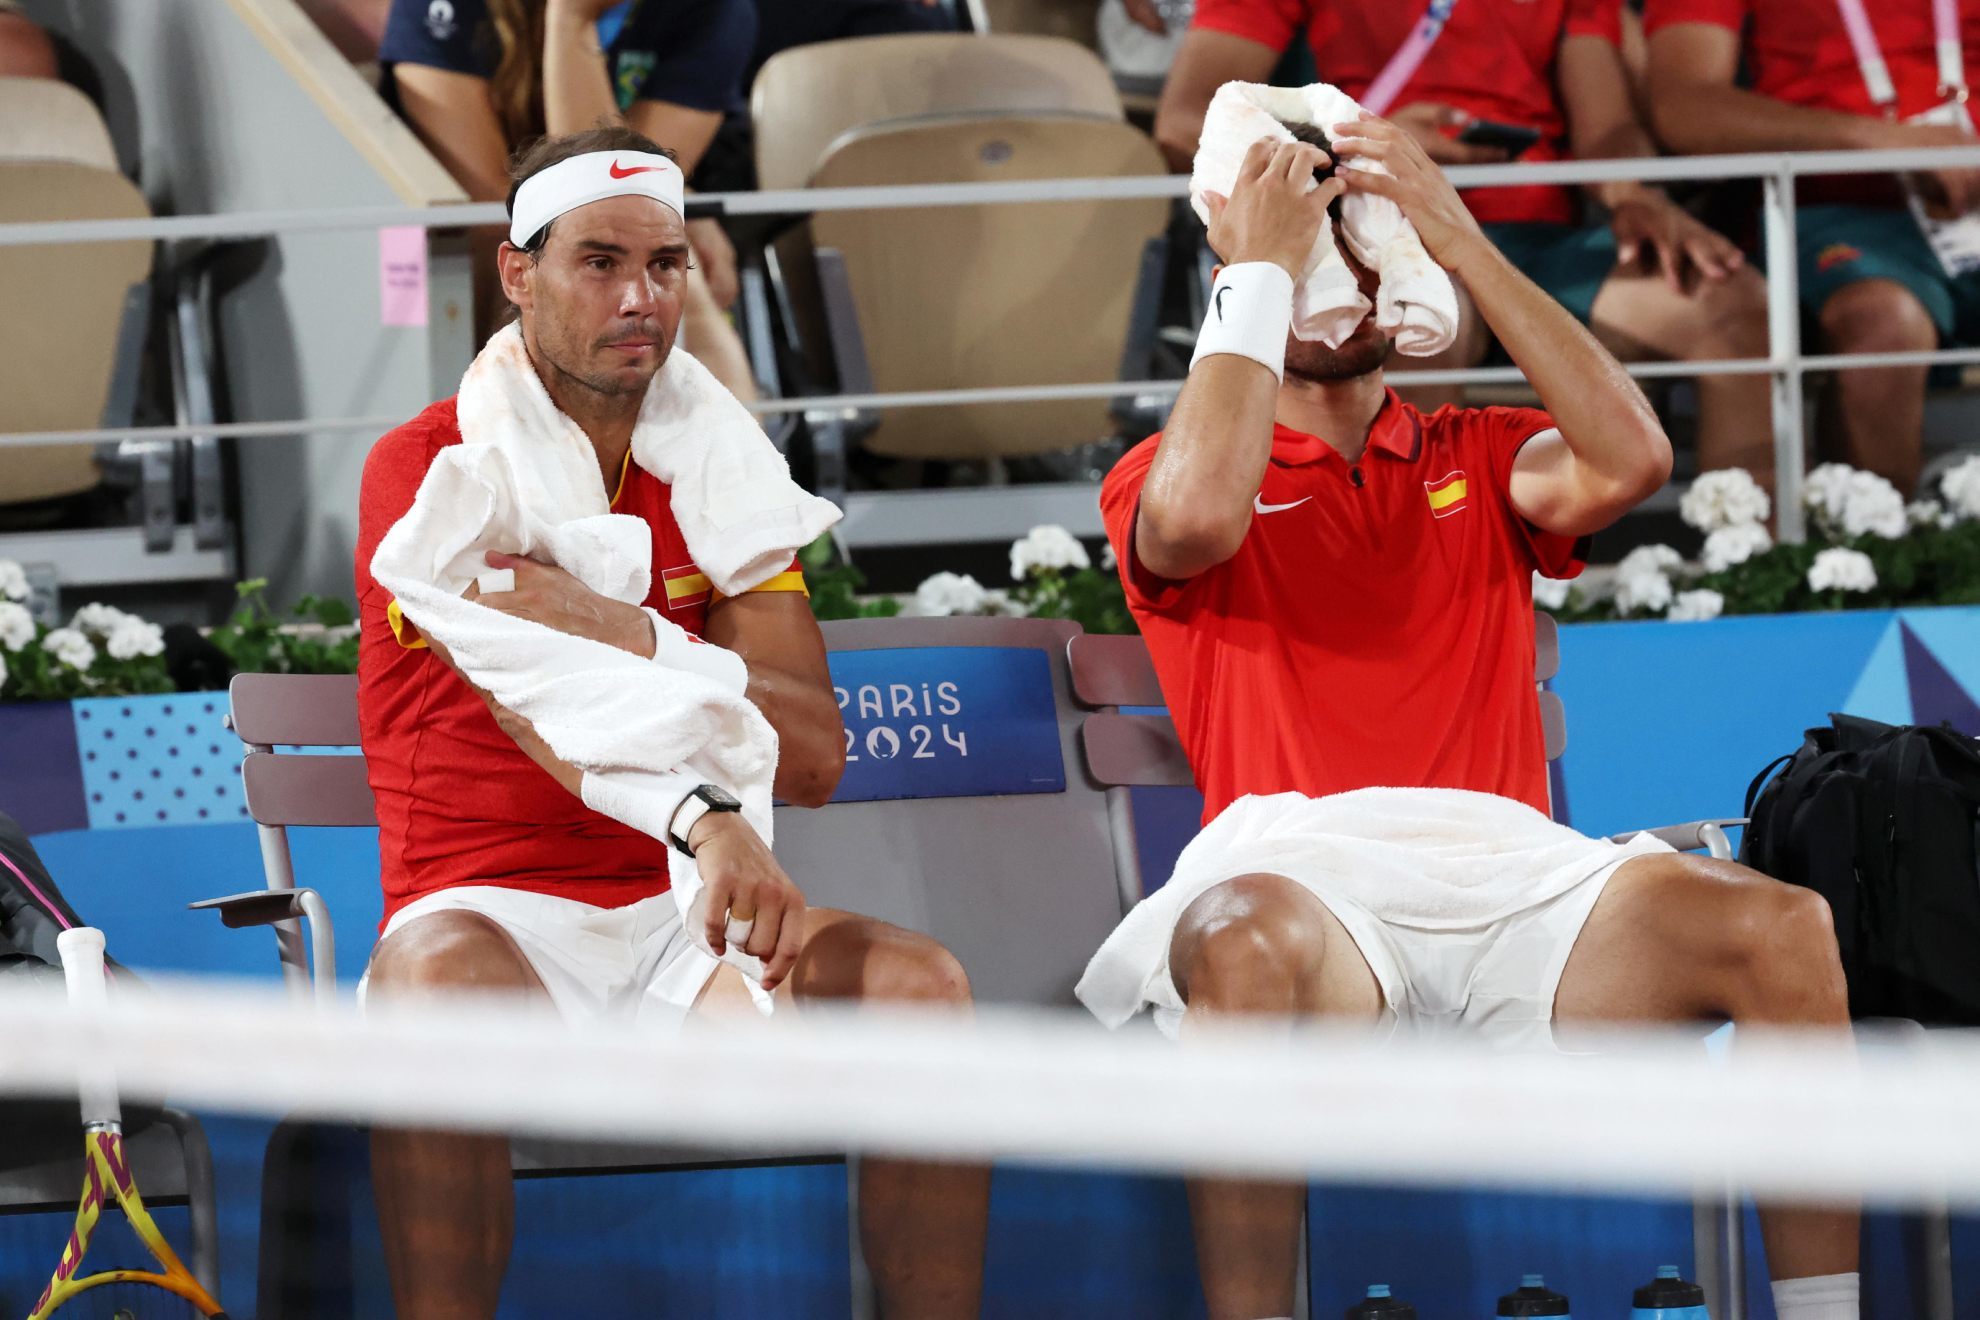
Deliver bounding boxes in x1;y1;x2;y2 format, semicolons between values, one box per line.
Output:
1171;874;1326;1008
1686;266;1771;356
868;933;972;1007
1819;279;1939;354
801;917;973;1006
1685;862;1848;1018
367;911;539;997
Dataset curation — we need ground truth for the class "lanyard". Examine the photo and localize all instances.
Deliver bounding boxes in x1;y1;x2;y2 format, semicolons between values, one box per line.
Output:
1362;0;1459;117
1833;0;1966;113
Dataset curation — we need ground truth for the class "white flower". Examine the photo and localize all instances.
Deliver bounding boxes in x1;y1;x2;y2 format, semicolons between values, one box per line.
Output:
43;626;96;671
0;650;8;693
0;559;27;603
1908;499;1955;531
69;602;130;637
1804;463;1906;540
1100;541;1118;572
980;588;1028;617
0;602;33;653
1700;523;1773;573
1941;454;1980;521
1531;572;1571;610
105;616;164;661
913;572;988;617
1009;525;1091;580
1807;547;1878;594
1667;589;1725;622
1613;570;1674;616
1615;544;1683;580
1679;469;1771;533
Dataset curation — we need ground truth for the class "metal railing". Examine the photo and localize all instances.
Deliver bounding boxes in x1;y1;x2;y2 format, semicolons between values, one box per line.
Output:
12;143;1980;541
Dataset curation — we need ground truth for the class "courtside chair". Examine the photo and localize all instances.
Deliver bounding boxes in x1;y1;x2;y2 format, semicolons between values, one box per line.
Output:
1065;612;1755;1320
202;615;1133;1314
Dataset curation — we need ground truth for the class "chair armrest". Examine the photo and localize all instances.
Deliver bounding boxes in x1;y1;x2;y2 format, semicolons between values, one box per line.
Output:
1608;818;1747;860
190;889;316;929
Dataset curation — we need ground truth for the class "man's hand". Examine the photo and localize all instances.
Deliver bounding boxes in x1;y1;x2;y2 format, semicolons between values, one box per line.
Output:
1887;118;1980;218
1388;102;1511;165
1202;136;1343;276
686;217;739;310
1124;0;1168;33
1606;187;1744;291
1329;114;1488;269
469;550;654;657
690;812;806;991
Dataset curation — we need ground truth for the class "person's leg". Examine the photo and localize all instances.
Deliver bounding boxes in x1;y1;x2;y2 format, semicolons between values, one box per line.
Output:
365;911;551;1320
1554;853;1855;1284
1817;280;1937;493
1586;263;1775;483
694;909;989;1318
1166;874;1387;1320
678;264;760;404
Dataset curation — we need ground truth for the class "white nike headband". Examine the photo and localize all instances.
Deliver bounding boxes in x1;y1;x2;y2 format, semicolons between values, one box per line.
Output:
507;150;685;249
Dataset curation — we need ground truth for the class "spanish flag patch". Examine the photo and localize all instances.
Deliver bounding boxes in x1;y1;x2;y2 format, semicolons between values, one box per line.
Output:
1424;470;1468;518
662;564;712;610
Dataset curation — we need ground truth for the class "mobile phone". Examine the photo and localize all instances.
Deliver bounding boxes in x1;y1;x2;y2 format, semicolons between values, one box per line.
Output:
1457;119;1542;157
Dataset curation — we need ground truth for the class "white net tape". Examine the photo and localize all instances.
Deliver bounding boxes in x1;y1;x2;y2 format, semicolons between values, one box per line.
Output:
3;978;1976;1208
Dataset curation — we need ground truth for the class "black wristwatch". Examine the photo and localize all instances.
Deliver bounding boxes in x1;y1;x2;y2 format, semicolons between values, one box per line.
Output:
668;783;743;857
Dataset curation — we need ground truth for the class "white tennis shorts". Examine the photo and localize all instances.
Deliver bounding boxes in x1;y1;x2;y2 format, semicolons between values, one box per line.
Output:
358;885;724;1033
1078;788;1676;1052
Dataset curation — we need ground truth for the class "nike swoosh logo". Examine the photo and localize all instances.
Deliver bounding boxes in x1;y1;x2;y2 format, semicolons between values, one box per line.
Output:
1215;286;1229;322
1253;495;1312;515
609;161;666;178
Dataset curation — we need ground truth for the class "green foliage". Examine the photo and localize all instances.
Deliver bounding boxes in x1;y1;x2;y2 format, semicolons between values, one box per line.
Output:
1014;566;1136;635
800;537;902;621
206;579;359;676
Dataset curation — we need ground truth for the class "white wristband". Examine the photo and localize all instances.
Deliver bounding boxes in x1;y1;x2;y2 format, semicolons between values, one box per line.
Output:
1190;262;1295;383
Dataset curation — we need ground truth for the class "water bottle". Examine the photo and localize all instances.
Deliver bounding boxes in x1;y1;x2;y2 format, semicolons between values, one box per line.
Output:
1631;1265;1710;1319
1497;1273;1571;1317
1346;1283;1417;1319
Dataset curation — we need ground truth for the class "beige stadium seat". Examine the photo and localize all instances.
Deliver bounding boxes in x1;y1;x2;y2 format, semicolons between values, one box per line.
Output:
974;0;1101;51
0;78;152;506
805;113;1168;462
750;32;1122;192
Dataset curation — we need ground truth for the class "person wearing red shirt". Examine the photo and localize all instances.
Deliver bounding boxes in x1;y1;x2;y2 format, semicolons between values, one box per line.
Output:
1151;0;1776;484
1078;125;1856;1320
355;126;987;1320
1648;0;1980;496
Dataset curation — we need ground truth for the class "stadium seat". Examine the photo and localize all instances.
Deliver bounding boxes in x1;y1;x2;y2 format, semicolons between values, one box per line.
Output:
206;614;1134;1311
0;77;152;509
972;0;1102;53
750;32;1123;195
795;113;1168;478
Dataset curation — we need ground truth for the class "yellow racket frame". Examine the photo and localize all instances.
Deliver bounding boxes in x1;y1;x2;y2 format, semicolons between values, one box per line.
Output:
28;1127;227;1319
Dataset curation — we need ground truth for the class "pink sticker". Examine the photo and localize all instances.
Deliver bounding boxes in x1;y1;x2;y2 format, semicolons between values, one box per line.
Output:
378;226;428;327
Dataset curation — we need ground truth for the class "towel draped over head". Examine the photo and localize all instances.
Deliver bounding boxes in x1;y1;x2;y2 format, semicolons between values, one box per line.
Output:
1190;81;1461;357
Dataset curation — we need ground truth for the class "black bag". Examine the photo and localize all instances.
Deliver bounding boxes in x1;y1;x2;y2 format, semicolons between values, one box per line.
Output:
1741;714;1980;1024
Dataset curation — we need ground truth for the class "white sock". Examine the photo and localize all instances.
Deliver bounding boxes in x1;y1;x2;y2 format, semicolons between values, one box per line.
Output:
1770;1272;1859;1320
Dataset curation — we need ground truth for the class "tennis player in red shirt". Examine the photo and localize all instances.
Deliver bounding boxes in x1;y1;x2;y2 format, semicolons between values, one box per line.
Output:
1647;0;1980;495
1077;126;1858;1320
1147;0;1775;483
354;127;987;1320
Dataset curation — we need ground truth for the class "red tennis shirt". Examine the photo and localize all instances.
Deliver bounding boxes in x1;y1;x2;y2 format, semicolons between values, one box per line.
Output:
1190;0;1623;226
1644;0;1980;208
1101;391;1585;824
355;398;806;926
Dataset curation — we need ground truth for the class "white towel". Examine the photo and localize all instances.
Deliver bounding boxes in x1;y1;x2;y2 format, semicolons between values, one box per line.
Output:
1190;81;1460;356
1075;788;1670;1031
371;325;842;1004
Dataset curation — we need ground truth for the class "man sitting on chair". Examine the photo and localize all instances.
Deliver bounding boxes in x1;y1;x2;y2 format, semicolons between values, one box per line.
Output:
1077;121;1860;1320
353;126;987;1320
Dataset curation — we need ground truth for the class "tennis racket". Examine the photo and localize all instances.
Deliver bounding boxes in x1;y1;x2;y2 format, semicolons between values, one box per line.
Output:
27;928;228;1319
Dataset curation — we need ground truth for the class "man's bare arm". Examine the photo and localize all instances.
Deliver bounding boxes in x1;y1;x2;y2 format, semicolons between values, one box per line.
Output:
1333;117;1671;536
701;591;846;808
1135;140;1341;580
1154;29;1282;170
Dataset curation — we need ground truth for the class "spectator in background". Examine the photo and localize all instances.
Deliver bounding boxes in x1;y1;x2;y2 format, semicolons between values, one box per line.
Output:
0;0;58;80
1152;0;1778;484
379;0;760;399
1647;0;1980;495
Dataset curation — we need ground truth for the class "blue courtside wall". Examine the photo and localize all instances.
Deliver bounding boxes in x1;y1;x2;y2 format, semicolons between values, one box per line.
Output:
7;607;1980;1316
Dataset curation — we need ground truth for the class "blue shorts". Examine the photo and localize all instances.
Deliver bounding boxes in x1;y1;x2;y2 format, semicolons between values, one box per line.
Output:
1481;222;1618;325
1798;203;1980;342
